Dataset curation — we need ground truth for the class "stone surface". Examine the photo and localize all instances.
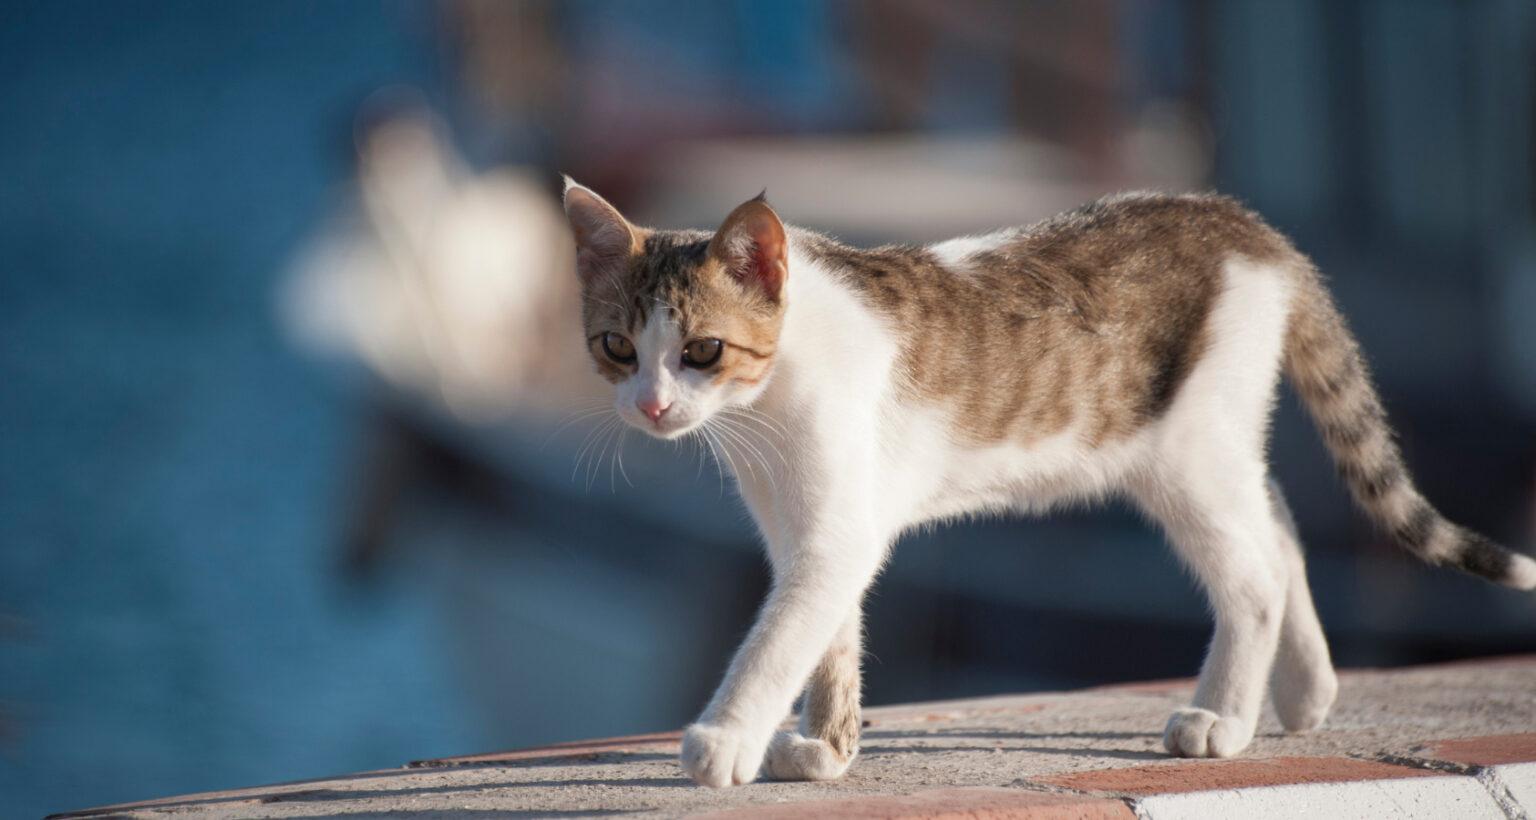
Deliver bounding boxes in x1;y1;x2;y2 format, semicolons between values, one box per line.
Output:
47;657;1536;819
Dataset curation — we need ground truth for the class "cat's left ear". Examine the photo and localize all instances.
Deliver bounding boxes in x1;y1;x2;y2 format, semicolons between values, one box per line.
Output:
708;192;787;303
563;177;640;286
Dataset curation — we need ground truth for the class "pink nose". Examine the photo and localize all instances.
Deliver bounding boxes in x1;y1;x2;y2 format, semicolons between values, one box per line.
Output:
637;397;671;422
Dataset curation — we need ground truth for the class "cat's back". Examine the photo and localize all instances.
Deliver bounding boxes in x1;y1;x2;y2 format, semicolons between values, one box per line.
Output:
806;192;1291;314
1008;190;1293;269
794;192;1304;447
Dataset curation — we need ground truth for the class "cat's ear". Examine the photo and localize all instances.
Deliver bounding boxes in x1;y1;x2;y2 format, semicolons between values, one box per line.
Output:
563;177;639;286
708;192;787;303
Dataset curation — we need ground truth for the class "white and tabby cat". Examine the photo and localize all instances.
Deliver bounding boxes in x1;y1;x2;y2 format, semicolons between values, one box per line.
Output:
561;179;1536;788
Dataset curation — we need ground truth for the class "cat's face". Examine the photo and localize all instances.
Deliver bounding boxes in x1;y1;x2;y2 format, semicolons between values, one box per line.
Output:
564;182;787;440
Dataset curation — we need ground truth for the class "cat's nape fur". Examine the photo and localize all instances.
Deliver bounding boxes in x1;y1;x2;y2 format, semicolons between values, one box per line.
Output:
561;179;1536;788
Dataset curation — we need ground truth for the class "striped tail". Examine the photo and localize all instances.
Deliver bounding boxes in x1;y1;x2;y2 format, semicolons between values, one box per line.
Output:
1283;272;1536;590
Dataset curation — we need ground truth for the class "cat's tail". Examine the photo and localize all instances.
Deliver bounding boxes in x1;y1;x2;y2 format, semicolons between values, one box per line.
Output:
1283;271;1536;589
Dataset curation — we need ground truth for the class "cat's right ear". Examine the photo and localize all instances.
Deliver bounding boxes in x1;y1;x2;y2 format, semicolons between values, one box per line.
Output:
563;177;639;286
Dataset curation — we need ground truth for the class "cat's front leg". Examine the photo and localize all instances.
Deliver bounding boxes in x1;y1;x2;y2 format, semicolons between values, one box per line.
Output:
681;527;884;787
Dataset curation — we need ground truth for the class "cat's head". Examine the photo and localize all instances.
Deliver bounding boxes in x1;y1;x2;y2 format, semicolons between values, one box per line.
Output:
562;180;788;440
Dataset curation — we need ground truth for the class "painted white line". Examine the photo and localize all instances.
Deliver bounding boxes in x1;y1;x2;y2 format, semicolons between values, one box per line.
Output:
1138;776;1505;820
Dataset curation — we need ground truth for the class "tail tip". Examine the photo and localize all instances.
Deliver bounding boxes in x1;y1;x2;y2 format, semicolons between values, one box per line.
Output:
1505;554;1536;591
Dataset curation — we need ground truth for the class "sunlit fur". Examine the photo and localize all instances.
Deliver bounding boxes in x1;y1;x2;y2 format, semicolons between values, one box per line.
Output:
562;181;1536;788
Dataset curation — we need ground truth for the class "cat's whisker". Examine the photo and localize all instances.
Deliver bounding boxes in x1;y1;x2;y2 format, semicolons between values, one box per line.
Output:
698;424;730;496
548;404;619;440
615;434;634;488
570;417;607;482
586;423;612;490
685;430;707;480
717;413;778;465
607;426;632;492
697;430;715;485
718;409;788;470
709;420;756;477
572;415;622;485
711;417;773;486
705;419;752;483
693;423;718;488
574;421;604;486
721;405;792;441
561;403;618;431
591;420;624;491
585;422;609;490
709;415;764;470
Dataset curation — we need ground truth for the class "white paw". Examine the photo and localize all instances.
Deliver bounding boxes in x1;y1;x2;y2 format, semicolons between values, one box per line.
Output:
762;731;856;781
1273;666;1338;733
1163;707;1254;758
680;723;769;787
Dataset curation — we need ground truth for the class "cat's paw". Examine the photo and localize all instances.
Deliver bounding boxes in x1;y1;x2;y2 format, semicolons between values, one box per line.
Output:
762;731;857;781
680;723;769;788
1272;663;1338;733
1163;707;1254;758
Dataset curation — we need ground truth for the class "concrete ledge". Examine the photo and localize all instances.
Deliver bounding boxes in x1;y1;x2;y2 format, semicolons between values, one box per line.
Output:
51;656;1536;819
693;788;1136;820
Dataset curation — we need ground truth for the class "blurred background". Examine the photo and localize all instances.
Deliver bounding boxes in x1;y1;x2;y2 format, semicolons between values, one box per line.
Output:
3;0;1535;816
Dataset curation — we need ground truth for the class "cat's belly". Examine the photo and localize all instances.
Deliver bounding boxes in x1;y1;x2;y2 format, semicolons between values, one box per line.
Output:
885;415;1151;529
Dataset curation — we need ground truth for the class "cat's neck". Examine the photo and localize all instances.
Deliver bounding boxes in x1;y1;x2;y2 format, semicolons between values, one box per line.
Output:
768;229;902;404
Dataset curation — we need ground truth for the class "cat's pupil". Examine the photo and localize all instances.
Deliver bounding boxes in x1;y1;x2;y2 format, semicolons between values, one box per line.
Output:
683;338;723;368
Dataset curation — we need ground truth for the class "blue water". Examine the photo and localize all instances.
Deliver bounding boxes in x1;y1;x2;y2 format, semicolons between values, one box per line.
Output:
0;3;496;816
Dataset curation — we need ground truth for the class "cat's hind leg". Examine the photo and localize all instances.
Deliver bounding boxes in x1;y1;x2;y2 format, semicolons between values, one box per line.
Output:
763;609;863;781
1266;478;1338;732
1133;464;1289;758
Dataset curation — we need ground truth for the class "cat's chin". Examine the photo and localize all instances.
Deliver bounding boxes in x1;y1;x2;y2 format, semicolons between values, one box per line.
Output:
625;417;702;441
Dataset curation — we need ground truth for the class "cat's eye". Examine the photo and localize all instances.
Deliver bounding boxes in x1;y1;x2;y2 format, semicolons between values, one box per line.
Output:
681;338;723;368
602;332;636;363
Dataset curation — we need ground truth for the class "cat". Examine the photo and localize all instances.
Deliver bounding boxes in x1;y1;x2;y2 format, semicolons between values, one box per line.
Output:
560;179;1536;788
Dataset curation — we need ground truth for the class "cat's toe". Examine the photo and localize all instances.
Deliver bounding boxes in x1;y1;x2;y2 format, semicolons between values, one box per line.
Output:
763;731;856;781
681;723;768;787
1163;707;1253;758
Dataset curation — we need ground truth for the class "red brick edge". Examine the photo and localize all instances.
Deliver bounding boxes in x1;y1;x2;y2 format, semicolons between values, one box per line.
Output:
1037;755;1441;796
1415;732;1536;769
